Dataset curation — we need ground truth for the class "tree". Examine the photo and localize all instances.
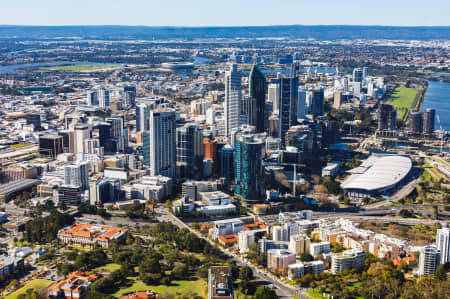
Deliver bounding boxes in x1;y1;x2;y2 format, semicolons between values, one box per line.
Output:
362;197;371;205
239;266;254;282
172;264;189;280
254;286;278;299
299;253;314;262
436;264;447;281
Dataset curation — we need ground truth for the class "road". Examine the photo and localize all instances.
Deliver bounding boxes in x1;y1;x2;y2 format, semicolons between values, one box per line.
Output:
364;178;419;209
155;206;308;299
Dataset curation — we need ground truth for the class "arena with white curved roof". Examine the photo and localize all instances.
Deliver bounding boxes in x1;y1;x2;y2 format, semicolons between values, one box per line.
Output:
341;154;413;198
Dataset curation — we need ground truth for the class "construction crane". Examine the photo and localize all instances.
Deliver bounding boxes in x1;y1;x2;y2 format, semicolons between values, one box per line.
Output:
436;114;444;154
264;162;305;197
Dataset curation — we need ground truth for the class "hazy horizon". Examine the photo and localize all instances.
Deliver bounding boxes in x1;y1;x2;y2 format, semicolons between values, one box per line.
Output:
1;0;449;27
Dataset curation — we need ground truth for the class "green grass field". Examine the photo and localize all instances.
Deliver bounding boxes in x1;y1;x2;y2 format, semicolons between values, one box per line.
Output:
94;263;122;272
38;64;120;72
420;167;437;183
5;279;53;299
308;289;327;298
113;277;207;298
389;85;418;120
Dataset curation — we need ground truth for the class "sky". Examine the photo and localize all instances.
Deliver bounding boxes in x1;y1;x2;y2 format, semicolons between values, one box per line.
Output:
1;0;449;27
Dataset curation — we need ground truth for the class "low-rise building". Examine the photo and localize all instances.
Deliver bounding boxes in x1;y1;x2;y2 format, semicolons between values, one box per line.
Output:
310;241;331;256
208;266;233;299
331;249;366;274
48;271;106;299
57;223;128;248
322;162;340;177
213;219;243;237
267;249;296;272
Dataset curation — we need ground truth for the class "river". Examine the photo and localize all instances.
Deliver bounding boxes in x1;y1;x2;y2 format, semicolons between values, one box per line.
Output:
422;80;450;131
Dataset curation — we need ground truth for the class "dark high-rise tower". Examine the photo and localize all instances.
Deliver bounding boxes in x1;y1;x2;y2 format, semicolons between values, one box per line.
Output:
423;108;435;135
409;112;423;133
249;65;266;133
377;104;397;130
278;75;299;146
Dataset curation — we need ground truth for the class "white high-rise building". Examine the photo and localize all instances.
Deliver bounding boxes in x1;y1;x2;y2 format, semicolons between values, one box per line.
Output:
149;108;176;178
436;227;450;264
64;162;89;190
273;226;289;242
224;64;242;137
136;103;148;133
206;107;215;124
268;83;280;114
297;88;307;119
99;88;110;108
289;234;310;255
238;230;255;252
74;124;91;154
419;245;440;276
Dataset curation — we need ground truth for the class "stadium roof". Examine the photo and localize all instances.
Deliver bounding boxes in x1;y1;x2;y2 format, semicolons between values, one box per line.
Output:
341;155;412;192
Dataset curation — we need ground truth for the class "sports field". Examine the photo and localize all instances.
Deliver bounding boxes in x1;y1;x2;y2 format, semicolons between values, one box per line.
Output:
38;64;120;72
389;85;418;120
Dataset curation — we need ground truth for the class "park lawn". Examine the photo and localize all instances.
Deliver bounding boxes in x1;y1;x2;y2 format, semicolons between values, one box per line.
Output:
113;276;207;298
94;263;122;272
38;64;120;72
308;289;326;299
5;279;53;299
420;167;436;183
389;85;418;120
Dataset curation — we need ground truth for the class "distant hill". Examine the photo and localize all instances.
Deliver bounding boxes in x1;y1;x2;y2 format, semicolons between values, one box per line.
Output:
0;25;449;41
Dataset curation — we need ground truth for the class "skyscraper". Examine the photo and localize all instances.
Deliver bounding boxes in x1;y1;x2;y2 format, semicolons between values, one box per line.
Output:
268;82;280;114
298;88;308;119
224;64;242;137
74;124;91;154
419;245;440;276
124;86;137;108
39;135;64;158
423;108;435;135
219;144;235;186
409;112;423;133
311;87;324;118
278;75;298;146
377;104;397;130
352;68;363;83
99;88;110;108
149;108;176;178
240;96;255;126
362;67;368;80
136;103;149;132
87;90;99;106
436;227;450;264
248;65;266;133
64;162;89;190
176;123;204;179
106;116;125;152
235;132;266;202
